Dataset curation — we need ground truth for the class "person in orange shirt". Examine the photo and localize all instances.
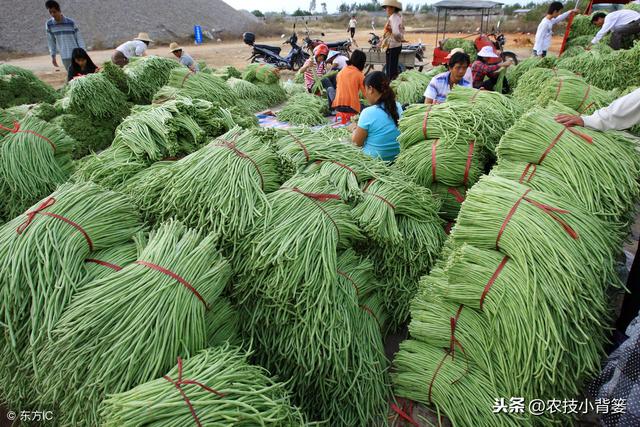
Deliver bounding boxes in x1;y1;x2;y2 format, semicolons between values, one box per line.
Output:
332;50;367;124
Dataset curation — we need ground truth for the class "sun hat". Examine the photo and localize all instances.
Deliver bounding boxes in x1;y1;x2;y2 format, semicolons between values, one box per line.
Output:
134;32;153;43
169;42;182;53
477;46;499;58
445;47;465;59
381;0;403;11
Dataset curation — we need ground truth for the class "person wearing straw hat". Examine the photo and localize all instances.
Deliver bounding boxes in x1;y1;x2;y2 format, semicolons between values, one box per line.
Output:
470;46;513;92
112;33;153;67
169;42;199;72
381;0;406;81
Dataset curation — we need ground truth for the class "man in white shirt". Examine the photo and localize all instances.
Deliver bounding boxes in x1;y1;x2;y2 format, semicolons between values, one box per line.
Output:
591;10;640;50
111;32;152;67
533;2;578;57
348;15;357;39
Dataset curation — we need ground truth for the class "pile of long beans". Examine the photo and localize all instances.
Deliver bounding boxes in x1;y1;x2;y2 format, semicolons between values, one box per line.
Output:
506;56;558;90
567;13;601;41
102;60;130;94
226;77;268;112
391;69;440;104
72;146;151;189
66;73;129;119
0;115;75;218
442;38;477;60
100;345;307;426
0;65;58;108
36;220;232;426
512;67;577;109
496;104;640;224
242;63;280;84
256;82;288;106
164;67;241;109
124;56;180;103
536;74;615;114
122;127;283;244
393;136;483;188
276;92;329;126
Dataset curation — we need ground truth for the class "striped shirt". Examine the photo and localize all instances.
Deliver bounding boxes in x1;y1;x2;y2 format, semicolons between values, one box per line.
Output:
46;16;85;60
424;71;472;103
303;59;327;90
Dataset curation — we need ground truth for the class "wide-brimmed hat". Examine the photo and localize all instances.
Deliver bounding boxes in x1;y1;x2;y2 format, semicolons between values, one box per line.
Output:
134;32;153;42
445;47;465;59
477;46;499;58
169;42;182;53
381;0;403;11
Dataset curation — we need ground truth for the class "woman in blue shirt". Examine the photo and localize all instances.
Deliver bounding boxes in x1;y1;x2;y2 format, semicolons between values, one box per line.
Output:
352;71;403;162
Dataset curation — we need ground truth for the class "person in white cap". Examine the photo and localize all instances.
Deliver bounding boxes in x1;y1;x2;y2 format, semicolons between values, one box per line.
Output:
169;42;199;72
533;2;578;57
445;47;472;82
381;0;405;81
327;50;349;71
470;46;513;92
112;32;153;67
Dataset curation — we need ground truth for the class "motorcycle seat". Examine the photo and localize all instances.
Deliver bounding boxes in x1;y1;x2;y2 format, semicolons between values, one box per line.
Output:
255;44;282;55
326;41;349;48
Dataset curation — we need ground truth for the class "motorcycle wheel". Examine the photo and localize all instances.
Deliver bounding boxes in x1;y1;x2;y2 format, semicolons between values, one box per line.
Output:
502;52;518;65
292;56;305;71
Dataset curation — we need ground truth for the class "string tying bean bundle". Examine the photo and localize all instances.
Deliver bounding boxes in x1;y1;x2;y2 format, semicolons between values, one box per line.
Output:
393;136;483;188
429;183;467;221
0;115;75;217
100;345;308;426
496;105;640;224
83;240;141;281
37;220;232;426
66;73;128;119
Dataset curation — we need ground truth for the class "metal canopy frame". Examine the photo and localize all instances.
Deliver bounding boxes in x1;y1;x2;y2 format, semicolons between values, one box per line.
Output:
433;1;504;44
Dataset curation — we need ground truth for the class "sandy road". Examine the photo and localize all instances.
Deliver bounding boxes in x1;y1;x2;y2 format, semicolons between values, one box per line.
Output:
2;28;550;89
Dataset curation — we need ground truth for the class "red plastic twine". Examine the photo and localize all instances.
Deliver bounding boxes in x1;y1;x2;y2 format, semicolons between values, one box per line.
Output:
16;197;94;250
576;85;591;113
363;179;396;210
84;259;123;271
496;189;578;251
330;160;357;178
135;261;208;309
463;141;475;186
216;139;265;190
449;304;466;359
289;187;342;238
359;304;382;331
470;89;481;103
164;357;225;427
286;131;310;162
390;400;419;427
554;78;564;100
431;140;439;182
479;256;509;310
0;121;56;151
518;163;537;184
538;126;593;164
447;188;465;204
427;348;468;404
422;104;432;139
337;269;360;296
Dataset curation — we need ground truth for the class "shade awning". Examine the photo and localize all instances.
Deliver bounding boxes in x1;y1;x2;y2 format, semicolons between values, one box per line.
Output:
433;0;504;10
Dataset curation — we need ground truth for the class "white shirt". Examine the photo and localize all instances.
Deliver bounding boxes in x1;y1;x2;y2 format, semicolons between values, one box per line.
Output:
424;71;472;103
116;40;147;59
329;52;348;70
349;18;357;28
581;88;640;131
592;10;640;44
533;11;572;54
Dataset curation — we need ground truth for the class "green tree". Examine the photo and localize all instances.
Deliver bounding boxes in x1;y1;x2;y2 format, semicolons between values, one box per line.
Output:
292;8;312;16
251;9;265;17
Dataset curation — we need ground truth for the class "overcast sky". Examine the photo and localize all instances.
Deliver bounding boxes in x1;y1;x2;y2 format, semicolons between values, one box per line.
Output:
224;0;532;14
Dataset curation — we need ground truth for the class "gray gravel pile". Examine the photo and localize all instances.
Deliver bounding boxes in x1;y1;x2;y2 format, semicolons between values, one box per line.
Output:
0;0;262;55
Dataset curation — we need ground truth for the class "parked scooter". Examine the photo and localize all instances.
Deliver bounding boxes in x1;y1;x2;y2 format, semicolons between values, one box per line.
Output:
302;22;352;56
367;23;425;69
243;27;309;70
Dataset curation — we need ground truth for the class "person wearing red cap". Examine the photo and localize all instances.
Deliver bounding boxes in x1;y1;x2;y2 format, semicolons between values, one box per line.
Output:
300;44;329;93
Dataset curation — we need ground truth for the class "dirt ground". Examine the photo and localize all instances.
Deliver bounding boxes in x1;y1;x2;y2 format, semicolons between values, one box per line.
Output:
1;27;559;89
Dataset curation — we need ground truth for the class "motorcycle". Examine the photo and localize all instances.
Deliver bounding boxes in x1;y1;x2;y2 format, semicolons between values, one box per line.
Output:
367;23;425;70
243;27;309;71
302;22;352;56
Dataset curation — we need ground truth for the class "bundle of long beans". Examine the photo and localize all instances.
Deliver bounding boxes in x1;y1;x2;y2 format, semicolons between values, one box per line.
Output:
226;77;268;111
83;239;142;281
512;67;578;109
496;105;640;224
626;1;640;12
100;345;307;426
123;127;283;244
535;74;616;114
164;67;241;109
0;115;75;218
52;113;121;159
102;60;130;94
276;92;329;126
36;220;232;426
391;69;437;104
243;63;280;84
0;66;58;108
66;73;129;119
556;43;640;90
255;82;288;106
124;56;180;103
393;136;483;188
111;102;204;161
398;103;468;149
72;146;151;190
506;56;558;90
567;13;601;41
206;299;241;347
